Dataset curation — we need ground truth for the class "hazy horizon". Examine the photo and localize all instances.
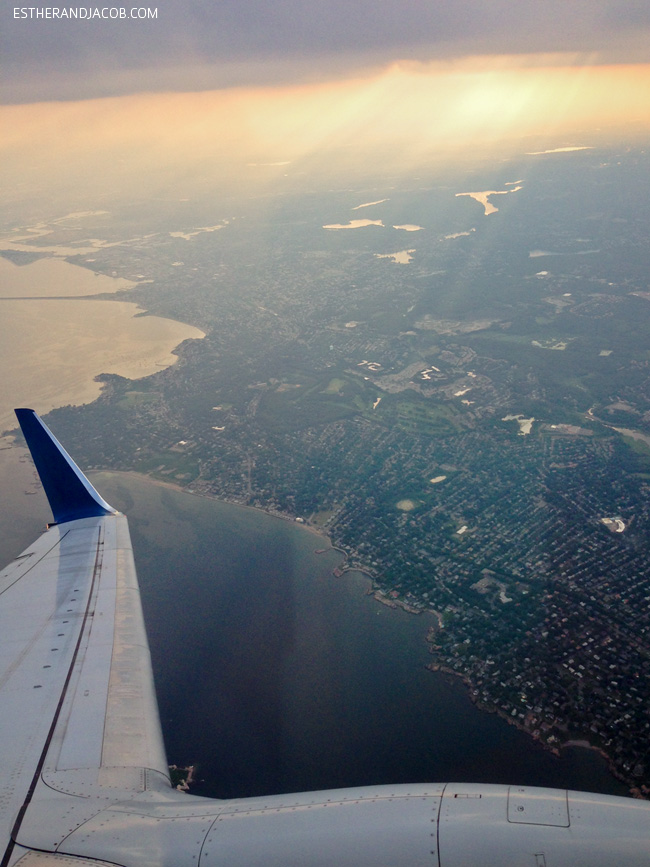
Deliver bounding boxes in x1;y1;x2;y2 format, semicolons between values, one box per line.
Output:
2;2;650;217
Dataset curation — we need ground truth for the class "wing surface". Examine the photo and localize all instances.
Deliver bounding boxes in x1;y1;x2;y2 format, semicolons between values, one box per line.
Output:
1;412;169;867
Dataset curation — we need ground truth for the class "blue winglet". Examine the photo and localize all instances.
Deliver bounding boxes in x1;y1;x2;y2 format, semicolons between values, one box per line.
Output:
15;408;116;524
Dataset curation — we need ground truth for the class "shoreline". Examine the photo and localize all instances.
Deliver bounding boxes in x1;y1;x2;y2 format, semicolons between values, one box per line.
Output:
94;469;336;545
94;469;642;798
91;467;643;798
425;658;644;799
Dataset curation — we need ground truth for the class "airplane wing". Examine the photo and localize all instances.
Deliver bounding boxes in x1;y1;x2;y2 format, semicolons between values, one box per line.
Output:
1;410;171;867
1;410;649;867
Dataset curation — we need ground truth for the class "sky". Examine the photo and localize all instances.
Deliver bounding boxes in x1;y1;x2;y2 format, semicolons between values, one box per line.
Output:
3;0;650;103
2;1;650;206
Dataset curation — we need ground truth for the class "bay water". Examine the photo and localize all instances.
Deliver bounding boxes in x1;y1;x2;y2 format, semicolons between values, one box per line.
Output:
95;472;628;799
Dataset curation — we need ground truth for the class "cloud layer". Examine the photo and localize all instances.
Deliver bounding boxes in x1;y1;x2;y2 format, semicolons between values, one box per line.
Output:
3;0;650;103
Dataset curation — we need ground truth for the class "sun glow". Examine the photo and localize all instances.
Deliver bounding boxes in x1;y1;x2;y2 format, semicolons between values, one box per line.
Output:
2;56;649;203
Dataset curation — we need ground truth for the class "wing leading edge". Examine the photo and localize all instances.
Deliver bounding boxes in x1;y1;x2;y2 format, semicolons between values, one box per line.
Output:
1;410;649;867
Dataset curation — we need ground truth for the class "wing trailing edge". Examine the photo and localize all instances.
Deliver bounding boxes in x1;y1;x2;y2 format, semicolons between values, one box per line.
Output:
15;408;116;524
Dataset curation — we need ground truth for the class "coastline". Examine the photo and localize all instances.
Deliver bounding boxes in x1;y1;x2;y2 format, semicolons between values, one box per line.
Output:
95;469;336;545
92;469;641;798
425;657;644;799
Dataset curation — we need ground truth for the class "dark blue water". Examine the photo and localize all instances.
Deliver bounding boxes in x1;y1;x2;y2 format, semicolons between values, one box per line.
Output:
95;472;628;799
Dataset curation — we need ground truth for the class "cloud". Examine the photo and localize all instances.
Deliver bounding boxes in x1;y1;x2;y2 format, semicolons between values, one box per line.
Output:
3;58;649;214
2;0;650;103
